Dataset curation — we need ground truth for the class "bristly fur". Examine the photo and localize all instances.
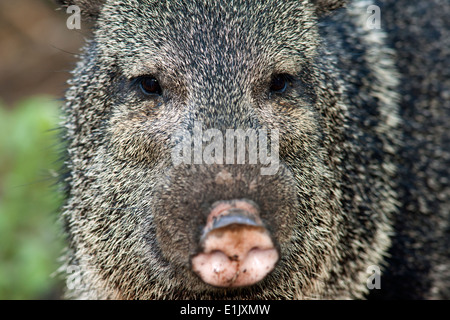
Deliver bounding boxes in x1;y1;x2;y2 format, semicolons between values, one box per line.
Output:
57;0;449;299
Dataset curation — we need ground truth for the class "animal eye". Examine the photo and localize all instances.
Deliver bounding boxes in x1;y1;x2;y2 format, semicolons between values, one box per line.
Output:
139;76;162;95
270;74;288;93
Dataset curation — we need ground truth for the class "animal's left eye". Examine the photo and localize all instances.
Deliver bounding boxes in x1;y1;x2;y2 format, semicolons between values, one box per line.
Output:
270;74;288;93
139;76;162;95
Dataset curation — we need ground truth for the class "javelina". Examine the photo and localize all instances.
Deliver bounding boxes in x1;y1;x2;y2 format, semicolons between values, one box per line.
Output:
57;0;449;299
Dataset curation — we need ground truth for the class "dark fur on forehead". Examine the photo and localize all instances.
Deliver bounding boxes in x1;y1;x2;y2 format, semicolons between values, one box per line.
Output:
97;1;321;75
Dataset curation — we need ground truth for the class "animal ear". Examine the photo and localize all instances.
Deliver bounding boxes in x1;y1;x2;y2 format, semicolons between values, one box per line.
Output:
311;0;347;16
55;0;105;20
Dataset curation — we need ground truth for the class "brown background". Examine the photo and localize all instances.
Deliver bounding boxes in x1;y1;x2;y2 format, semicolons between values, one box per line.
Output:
0;0;85;107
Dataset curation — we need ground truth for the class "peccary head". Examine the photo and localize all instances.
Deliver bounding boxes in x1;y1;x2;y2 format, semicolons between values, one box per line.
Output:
59;0;400;299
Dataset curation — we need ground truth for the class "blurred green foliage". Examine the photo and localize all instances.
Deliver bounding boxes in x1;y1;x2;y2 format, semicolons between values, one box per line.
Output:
0;97;65;299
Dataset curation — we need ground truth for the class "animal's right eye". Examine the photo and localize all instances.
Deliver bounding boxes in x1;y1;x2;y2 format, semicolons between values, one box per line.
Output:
270;74;288;93
139;76;162;95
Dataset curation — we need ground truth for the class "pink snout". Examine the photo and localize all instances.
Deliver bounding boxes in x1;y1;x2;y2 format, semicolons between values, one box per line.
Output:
191;200;279;288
